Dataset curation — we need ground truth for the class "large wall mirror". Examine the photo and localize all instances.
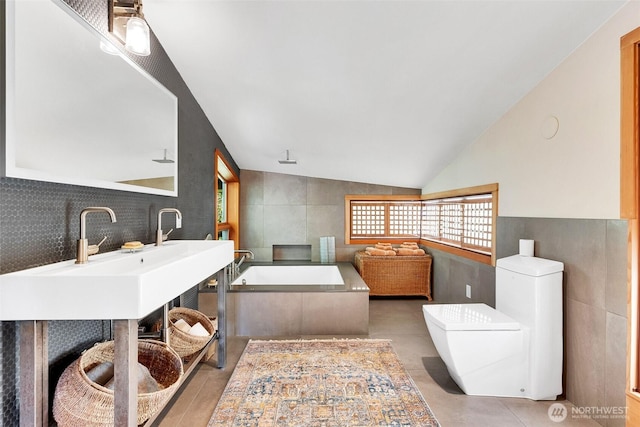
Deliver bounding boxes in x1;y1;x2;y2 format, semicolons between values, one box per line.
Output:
3;0;178;196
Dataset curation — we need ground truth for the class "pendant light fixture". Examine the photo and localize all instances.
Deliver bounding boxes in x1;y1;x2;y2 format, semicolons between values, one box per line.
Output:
108;0;151;56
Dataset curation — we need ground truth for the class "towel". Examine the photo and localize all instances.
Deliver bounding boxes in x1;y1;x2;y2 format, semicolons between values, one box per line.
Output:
375;243;393;250
104;363;160;393
188;322;210;337
365;247;396;256
173;318;191;333
401;242;419;248
395;248;426;256
85;362;114;386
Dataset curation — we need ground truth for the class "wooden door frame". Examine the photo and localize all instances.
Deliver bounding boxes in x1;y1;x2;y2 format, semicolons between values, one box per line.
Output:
621;26;640;426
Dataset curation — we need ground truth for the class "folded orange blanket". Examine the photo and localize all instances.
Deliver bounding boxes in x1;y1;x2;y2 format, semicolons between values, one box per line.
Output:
365;247;396;256
395;248;425;256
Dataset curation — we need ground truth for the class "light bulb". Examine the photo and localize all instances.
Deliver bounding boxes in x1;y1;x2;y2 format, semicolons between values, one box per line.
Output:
125;17;150;56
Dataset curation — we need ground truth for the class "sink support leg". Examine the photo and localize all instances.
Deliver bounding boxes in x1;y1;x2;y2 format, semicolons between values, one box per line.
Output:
163;303;170;346
113;319;138;427
19;320;48;427
217;268;226;368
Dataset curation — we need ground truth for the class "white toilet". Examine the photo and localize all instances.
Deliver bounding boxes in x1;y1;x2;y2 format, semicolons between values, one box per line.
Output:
422;254;564;400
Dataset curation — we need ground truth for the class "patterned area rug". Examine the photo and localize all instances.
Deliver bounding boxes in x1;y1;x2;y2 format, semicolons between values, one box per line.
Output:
208;339;440;426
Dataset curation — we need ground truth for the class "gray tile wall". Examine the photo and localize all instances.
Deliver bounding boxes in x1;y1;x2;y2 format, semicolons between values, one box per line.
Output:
429;217;627;427
0;1;238;425
239;170;421;262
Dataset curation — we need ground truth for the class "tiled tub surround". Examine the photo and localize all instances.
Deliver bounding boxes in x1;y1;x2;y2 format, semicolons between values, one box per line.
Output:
429;217;627;427
228;263;369;336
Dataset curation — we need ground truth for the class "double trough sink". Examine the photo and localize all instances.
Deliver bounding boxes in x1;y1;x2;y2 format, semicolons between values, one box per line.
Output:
0;240;234;320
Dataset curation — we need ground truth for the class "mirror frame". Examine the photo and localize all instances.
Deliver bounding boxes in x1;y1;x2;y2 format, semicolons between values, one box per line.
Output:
2;0;179;197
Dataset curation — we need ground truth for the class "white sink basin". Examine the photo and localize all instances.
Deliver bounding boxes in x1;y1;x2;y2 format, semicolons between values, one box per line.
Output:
0;240;234;320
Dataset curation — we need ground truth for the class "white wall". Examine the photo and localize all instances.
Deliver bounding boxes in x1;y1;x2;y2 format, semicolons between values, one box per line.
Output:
423;1;640;219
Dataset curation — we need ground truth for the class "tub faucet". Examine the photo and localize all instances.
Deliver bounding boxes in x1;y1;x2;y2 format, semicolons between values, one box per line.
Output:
156;208;182;246
76;207;117;264
232;249;254;278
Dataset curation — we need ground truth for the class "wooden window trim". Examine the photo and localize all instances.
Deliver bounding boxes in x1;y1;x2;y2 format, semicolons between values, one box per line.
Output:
420;183;498;266
621;26;640;425
345;195;422;245
214;149;240;249
344;183;497;266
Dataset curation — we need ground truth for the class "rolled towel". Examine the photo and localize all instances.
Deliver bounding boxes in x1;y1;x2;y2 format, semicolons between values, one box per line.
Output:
395;248;414;256
365;248;396;256
188;322;210;337
375;244;392;250
104;363;160;393
136;363;160;394
401;242;419;248
173;318;191;333
85;362;114;386
376;242;393;247
396;248;426;256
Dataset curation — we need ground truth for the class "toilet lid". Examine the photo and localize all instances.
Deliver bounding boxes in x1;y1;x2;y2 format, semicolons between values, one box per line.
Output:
423;303;521;331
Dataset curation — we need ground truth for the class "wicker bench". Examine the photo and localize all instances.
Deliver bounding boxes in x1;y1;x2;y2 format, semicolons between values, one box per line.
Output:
354;251;432;300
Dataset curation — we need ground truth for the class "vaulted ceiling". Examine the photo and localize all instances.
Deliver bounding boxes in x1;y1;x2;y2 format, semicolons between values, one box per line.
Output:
145;0;626;189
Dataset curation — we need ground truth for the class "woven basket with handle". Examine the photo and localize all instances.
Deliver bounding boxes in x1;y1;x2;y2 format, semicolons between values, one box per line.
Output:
52;339;183;427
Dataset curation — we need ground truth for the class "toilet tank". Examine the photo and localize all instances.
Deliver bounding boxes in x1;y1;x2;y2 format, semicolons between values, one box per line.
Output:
496;255;564;327
496;254;564;400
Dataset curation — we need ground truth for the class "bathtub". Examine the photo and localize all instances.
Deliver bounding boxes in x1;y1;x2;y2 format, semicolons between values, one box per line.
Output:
231;265;344;286
227;263;369;336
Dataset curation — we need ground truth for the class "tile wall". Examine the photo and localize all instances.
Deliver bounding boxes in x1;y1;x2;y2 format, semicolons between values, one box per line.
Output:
430;217;627;427
239;170;421;262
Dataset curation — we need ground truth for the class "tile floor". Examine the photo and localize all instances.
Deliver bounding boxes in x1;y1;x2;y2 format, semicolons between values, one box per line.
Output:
152;298;600;427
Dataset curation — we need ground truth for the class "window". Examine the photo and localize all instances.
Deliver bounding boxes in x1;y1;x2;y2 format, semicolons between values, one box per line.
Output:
217;178;227;224
345;183;498;265
346;196;422;243
421;194;493;255
420;184;497;264
350;200;422;238
215;149;239;246
217;178;229;240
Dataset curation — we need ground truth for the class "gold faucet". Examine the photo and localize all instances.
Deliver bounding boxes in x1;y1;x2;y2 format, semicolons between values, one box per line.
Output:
76;207;117;264
156;208;182;246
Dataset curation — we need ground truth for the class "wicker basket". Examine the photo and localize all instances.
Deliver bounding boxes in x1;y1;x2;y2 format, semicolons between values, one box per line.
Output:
168;307;215;358
354;251;433;299
53;339;183;427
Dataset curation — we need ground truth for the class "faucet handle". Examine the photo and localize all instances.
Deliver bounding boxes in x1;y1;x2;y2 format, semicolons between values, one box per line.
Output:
88;236;108;256
162;229;174;241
